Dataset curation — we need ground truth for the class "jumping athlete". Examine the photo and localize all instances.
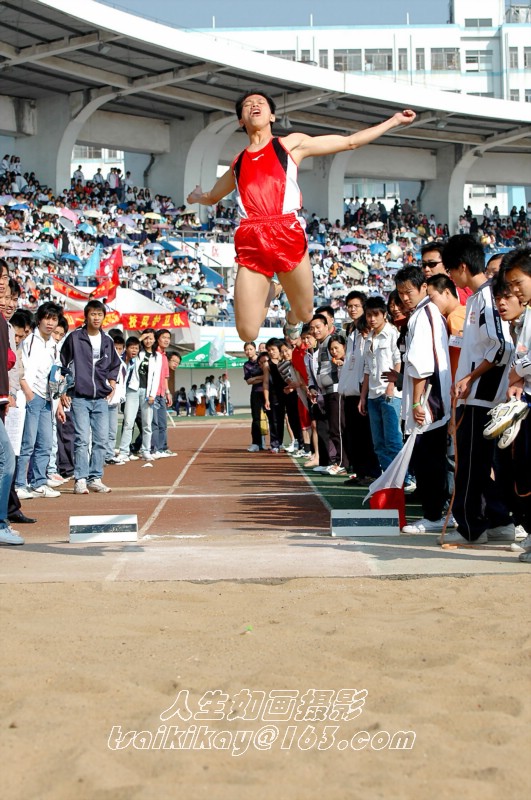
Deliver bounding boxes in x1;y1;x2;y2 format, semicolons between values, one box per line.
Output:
187;91;416;341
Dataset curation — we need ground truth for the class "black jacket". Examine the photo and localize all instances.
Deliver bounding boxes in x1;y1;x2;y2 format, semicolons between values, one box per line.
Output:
60;326;121;399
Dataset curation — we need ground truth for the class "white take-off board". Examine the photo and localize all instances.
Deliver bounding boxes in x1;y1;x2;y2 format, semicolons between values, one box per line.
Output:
331;509;400;537
69;514;138;543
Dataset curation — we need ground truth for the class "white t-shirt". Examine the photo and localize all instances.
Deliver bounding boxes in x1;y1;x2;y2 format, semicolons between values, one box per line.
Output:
88;332;102;364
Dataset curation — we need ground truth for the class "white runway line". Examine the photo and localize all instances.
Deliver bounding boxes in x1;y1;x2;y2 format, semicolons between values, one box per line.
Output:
139;424;220;537
293;461;333;512
139;491;317;499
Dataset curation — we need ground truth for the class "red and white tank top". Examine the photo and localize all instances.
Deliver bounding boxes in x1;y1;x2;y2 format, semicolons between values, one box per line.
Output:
231;137;302;219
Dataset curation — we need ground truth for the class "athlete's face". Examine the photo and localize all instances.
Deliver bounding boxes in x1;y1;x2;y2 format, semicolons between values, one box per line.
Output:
240;95;275;130
495;291;524;322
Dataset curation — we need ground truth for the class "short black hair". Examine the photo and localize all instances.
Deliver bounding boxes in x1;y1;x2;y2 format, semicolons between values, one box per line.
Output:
36;301;62;323
84;299;106;317
426;274;458;299
235;90;276;121
243;341;256;349
8;277;20;297
315;304;335;320
155;328;171;341
500;247;531;278
395;266;426;290
111;333;126;346
167;350;182;362
126;336;141;347
491;273;512;299
266;337;283;348
327;333;346;351
421;242;445;258
345;290;366;307
442;234;485;276
364;296;387;314
56;315;69;333
11;310;32;330
310;313;329;326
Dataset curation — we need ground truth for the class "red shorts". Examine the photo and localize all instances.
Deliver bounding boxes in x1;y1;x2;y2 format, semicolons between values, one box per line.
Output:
234;212;308;279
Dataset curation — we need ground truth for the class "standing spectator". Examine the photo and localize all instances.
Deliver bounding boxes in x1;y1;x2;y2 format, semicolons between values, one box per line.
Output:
60;300;122;493
151;329;174;457
243;341;265;451
116;328;162;462
0;260;22;544
442;235;515;545
16;302;63;499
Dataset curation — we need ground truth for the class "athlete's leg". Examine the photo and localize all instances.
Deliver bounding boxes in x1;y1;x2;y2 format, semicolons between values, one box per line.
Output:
234;267;272;341
277;252;314;326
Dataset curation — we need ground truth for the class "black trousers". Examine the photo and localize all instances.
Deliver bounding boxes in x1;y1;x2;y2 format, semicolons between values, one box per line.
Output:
249;391;264;447
323;392;348;468
453;405;512;540
411;423;448;522
343;395;380;478
57;411;75;477
284;391;302;445
265;398;285;449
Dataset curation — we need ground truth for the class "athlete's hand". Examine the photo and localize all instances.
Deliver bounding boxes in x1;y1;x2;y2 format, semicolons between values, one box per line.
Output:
186;185;203;204
394;109;416;126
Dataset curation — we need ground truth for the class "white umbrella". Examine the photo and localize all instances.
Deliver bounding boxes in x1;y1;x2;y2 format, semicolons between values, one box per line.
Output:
39;205;59;215
365;221;384;230
83;209;102;219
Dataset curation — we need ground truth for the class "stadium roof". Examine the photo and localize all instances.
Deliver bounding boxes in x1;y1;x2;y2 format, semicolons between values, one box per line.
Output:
0;0;530;156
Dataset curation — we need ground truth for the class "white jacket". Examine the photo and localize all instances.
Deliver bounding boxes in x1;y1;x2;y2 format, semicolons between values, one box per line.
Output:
126;349;162;397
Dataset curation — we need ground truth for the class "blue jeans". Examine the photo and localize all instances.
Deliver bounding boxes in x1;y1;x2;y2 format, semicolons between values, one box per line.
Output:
119;388;153;457
71;397;109;481
16;394;53;489
107;405;119;460
367;395;403;472
0;418;16;521
151;395;168;453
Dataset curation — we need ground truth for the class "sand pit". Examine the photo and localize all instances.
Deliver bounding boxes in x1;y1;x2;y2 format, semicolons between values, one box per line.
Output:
2;574;530;799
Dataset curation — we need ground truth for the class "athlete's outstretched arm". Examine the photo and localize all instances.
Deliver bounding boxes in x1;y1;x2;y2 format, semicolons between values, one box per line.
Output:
284;110;416;162
186;168;236;206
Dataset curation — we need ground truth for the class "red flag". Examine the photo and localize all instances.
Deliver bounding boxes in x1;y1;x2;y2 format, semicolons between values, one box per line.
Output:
52;277;90;302
97;245;123;278
90;270;120;302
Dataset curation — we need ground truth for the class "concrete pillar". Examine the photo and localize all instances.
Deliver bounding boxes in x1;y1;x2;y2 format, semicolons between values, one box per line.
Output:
298;152;347;223
15;95;73;194
123;152;151;189
148;114;205;206
419;144;478;232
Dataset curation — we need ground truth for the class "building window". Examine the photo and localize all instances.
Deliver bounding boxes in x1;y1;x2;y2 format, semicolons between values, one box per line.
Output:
464;18;492;28
105;149;121;160
469;184;497;198
333;49;362;72
364;49;393;71
300;49;311;62
509;47;519;69
416;48;425;71
525;48;531;69
469;92;495;98
319;49;329;69
266;50;296;61
509;89;520;101
465;50;493;72
398;49;408;71
431;48;460;71
73;145;103;159
526;90;531;103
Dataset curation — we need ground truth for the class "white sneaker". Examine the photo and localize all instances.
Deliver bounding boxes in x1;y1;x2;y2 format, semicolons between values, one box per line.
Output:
46;478;64;488
326;465;346;476
115;454;129;463
247;444;260;452
510;534;531;553
128;453;140;461
515;525;528;541
16;486;37;500
32;485;61;498
0;525;24;545
285;441;298;454
486;523;515;542
313;466;328;473
87;479;111;493
402;517;447;534
151;452;163;460
74;479;89;495
484;398;528;439
437;529;488;545
141;452;155;461
404;480;417;494
498;409;529;449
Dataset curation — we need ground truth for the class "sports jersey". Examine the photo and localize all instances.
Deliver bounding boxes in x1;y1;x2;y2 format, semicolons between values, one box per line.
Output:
232;138;302;219
402;297;451;434
455;279;514;408
513;306;531;396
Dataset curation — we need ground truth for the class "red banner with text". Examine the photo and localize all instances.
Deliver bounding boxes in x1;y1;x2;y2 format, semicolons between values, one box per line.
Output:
61;310;189;331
